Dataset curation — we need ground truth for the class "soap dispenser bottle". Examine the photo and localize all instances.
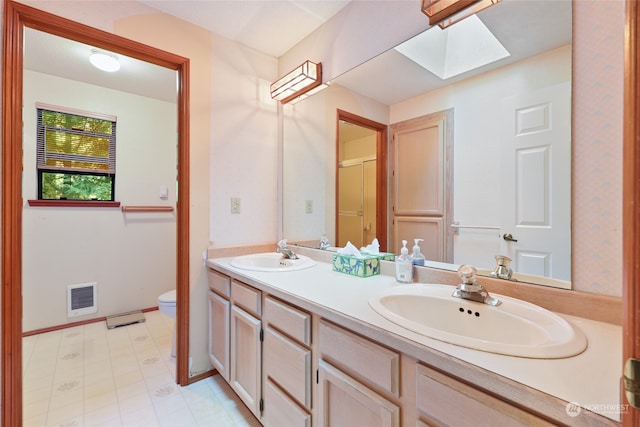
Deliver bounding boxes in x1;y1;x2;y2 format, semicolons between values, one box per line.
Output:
412;239;425;266
395;240;413;283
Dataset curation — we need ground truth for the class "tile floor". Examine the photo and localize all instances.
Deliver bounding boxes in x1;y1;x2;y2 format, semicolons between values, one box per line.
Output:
23;310;261;427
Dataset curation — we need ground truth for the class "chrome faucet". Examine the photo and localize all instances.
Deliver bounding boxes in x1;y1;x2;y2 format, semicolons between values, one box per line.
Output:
452;265;501;306
318;234;331;250
276;239;298;260
490;255;514;280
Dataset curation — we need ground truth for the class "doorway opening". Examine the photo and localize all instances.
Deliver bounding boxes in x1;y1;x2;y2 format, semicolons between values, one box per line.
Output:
2;2;191;426
335;110;388;251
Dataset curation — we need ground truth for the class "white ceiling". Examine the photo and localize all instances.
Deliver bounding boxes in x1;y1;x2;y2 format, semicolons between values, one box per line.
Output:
23;0;572;106
138;0;351;58
24;0;353;103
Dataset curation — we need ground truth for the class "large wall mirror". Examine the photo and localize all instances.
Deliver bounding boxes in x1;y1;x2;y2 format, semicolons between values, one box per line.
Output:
283;0;572;288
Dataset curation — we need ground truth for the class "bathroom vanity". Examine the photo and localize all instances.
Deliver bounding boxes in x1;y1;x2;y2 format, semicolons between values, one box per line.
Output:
206;249;621;427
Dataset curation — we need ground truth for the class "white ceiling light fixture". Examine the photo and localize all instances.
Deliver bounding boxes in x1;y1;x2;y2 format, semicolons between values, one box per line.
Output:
271;60;322;104
422;0;502;28
89;49;120;72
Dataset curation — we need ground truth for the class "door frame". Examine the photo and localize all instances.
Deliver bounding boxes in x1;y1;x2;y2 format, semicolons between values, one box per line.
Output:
623;0;640;424
1;1;191;425
335;109;388;250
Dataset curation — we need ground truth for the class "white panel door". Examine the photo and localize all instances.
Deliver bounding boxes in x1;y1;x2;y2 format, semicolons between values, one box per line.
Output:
500;82;571;280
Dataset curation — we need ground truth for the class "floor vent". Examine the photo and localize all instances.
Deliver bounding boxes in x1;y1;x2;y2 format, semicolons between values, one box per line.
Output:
106;310;146;329
67;282;97;317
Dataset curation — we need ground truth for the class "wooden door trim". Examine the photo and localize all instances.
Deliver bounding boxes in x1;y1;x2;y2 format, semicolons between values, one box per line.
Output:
335;109;388;250
1;2;191;425
623;0;640;424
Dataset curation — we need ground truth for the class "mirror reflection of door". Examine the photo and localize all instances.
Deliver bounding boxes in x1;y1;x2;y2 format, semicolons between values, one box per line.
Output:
336;111;387;250
500;82;571;280
391;110;453;261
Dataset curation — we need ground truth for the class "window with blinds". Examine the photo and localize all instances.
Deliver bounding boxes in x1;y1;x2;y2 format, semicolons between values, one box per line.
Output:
36;105;116;201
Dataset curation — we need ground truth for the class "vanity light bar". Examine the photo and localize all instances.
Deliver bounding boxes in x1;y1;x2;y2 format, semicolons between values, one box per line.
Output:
287;83;330;105
422;0;502;28
271;60;322;104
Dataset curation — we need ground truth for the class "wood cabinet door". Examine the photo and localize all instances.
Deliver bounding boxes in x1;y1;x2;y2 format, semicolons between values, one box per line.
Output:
263;326;312;408
207;290;230;381
230;304;262;416
317;360;399;427
262;379;311;427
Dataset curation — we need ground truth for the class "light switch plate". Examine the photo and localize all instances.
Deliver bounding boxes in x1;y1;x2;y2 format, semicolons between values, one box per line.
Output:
231;197;241;214
159;185;169;199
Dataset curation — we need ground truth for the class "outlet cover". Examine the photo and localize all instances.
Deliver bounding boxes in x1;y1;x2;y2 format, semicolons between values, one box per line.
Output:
231;197;241;214
305;200;313;214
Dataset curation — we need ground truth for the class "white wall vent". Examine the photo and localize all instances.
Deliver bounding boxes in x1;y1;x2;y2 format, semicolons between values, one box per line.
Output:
67;282;97;317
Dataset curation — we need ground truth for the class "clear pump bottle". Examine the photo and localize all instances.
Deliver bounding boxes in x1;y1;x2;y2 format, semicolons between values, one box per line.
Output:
412;239;425;266
395;240;413;283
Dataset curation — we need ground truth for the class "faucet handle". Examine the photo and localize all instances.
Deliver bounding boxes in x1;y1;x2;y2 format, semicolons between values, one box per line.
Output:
454;264;501;306
457;265;485;293
457;265;478;284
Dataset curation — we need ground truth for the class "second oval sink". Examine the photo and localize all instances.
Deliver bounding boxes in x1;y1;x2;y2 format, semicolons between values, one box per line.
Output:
369;284;587;359
230;253;316;272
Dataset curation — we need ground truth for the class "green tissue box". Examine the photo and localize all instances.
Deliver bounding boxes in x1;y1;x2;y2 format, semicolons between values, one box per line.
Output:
332;254;381;278
365;252;395;261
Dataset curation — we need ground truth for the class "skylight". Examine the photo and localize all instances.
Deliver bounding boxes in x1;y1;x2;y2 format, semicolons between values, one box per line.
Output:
394;14;510;80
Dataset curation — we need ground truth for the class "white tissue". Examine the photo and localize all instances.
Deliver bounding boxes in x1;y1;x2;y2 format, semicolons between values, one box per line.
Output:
360;238;380;255
337;241;362;257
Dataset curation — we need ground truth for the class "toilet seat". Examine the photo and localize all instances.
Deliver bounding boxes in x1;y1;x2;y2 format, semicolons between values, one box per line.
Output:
158;289;176;305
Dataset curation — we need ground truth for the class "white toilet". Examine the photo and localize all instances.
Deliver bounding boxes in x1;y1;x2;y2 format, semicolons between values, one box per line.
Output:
158;289;177;357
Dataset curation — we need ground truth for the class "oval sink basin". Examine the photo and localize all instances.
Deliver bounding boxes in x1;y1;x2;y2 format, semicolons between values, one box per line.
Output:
230;253;316;272
369;284;587;359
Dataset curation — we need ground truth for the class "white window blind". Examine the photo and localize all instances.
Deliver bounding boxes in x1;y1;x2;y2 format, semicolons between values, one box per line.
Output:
36;106;116;174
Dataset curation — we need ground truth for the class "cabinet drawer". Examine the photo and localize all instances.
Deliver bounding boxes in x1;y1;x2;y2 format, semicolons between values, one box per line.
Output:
319;320;400;397
231;280;261;317
416;364;554;426
263;379;311;427
264;296;311;346
264;327;312;409
207;269;230;298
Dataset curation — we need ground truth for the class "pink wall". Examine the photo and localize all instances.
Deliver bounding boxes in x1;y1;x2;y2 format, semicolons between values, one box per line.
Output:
572;0;624;296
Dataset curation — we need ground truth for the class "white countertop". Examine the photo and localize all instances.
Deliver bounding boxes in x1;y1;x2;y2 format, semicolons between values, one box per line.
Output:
207;256;622;423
